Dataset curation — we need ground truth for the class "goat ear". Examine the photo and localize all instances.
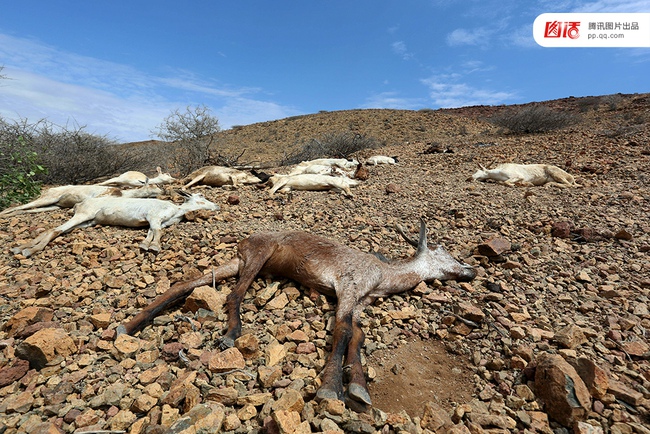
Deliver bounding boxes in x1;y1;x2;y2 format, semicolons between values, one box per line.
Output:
417;218;428;253
156;166;162;174
144;177;150;186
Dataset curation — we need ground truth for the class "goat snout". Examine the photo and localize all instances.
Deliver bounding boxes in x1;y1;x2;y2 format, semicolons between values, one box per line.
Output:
457;265;477;282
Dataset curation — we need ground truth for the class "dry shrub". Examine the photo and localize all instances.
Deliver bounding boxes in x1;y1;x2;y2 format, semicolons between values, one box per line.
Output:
281;131;382;166
152;105;221;175
488;105;579;134
34;125;145;185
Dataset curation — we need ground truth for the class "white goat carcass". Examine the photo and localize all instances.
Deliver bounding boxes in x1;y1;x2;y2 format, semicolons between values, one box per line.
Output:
183;166;261;188
0;184;163;217
289;158;359;176
268;174;359;197
11;192;219;257
97;167;175;187
472;163;580;188
365;155;398;166
294;164;354;178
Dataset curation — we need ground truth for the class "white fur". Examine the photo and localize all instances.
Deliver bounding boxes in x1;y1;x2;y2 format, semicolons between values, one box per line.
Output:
0;183;162;217
268;174;359;197
293;164;354;178
289;158;359;175
183;166;261;188
11;193;219;257
97;167;175;187
472;163;580;188
366;156;396;166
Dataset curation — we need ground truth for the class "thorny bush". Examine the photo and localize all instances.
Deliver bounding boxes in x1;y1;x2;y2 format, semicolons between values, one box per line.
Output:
488;105;579;134
281;131;382;166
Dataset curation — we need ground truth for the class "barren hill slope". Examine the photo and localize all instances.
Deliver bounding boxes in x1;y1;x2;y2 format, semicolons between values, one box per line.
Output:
1;93;649;433
122;93;649;171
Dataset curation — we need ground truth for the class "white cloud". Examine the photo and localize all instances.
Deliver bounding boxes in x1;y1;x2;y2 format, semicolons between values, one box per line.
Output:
508;24;539;48
0;33;300;142
0;68;169;141
420;75;516;107
446;27;492;46
391;41;414;60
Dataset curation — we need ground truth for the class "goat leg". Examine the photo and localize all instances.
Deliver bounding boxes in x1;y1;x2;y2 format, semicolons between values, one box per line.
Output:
12;228;62;258
344;309;372;408
219;244;276;349
139;227;155;251
316;313;353;402
219;267;264;349
140;221;163;252
0;196;56;216
118;258;240;336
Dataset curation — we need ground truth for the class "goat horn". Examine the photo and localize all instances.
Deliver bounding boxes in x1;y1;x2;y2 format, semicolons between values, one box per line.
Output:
478;163;487;170
395;223;418;248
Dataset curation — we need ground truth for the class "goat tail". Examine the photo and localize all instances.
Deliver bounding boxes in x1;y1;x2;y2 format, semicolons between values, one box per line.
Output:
117;258;240;336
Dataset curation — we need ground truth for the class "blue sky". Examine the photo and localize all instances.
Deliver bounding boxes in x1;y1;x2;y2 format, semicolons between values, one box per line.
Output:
0;1;648;142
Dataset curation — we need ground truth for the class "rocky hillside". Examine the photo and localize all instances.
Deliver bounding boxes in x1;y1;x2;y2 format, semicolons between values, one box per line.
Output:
0;93;649;433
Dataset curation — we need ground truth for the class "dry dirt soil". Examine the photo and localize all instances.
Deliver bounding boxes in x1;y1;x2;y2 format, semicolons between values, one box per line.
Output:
0;93;649;433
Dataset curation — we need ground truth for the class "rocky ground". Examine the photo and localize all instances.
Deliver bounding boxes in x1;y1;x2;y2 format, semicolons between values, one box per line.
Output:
1;93;649;434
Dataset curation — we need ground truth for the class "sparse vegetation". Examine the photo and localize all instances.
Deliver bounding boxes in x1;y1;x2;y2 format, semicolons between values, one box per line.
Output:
0;71;45;209
35;124;140;185
152;105;221;175
488;105;579;134
576;96;602;113
280;131;382;166
602;94;623;111
0;123;46;210
0;116;146;209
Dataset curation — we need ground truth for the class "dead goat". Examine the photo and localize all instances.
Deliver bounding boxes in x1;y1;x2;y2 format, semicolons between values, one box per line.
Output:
289;158;359;176
268;173;359;197
96;167;175;187
0;183;162;217
11;192;219;257
183;166;262;188
117;220;476;409
365;155;398;166
472;163;580;188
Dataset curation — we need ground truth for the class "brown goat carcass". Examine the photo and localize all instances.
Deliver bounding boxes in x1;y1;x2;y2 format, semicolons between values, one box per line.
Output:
118;220;476;409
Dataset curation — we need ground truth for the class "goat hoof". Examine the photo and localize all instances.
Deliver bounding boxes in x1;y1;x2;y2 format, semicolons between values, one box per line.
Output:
345;394;372;413
347;383;372;406
218;337;235;350
316;387;342;402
